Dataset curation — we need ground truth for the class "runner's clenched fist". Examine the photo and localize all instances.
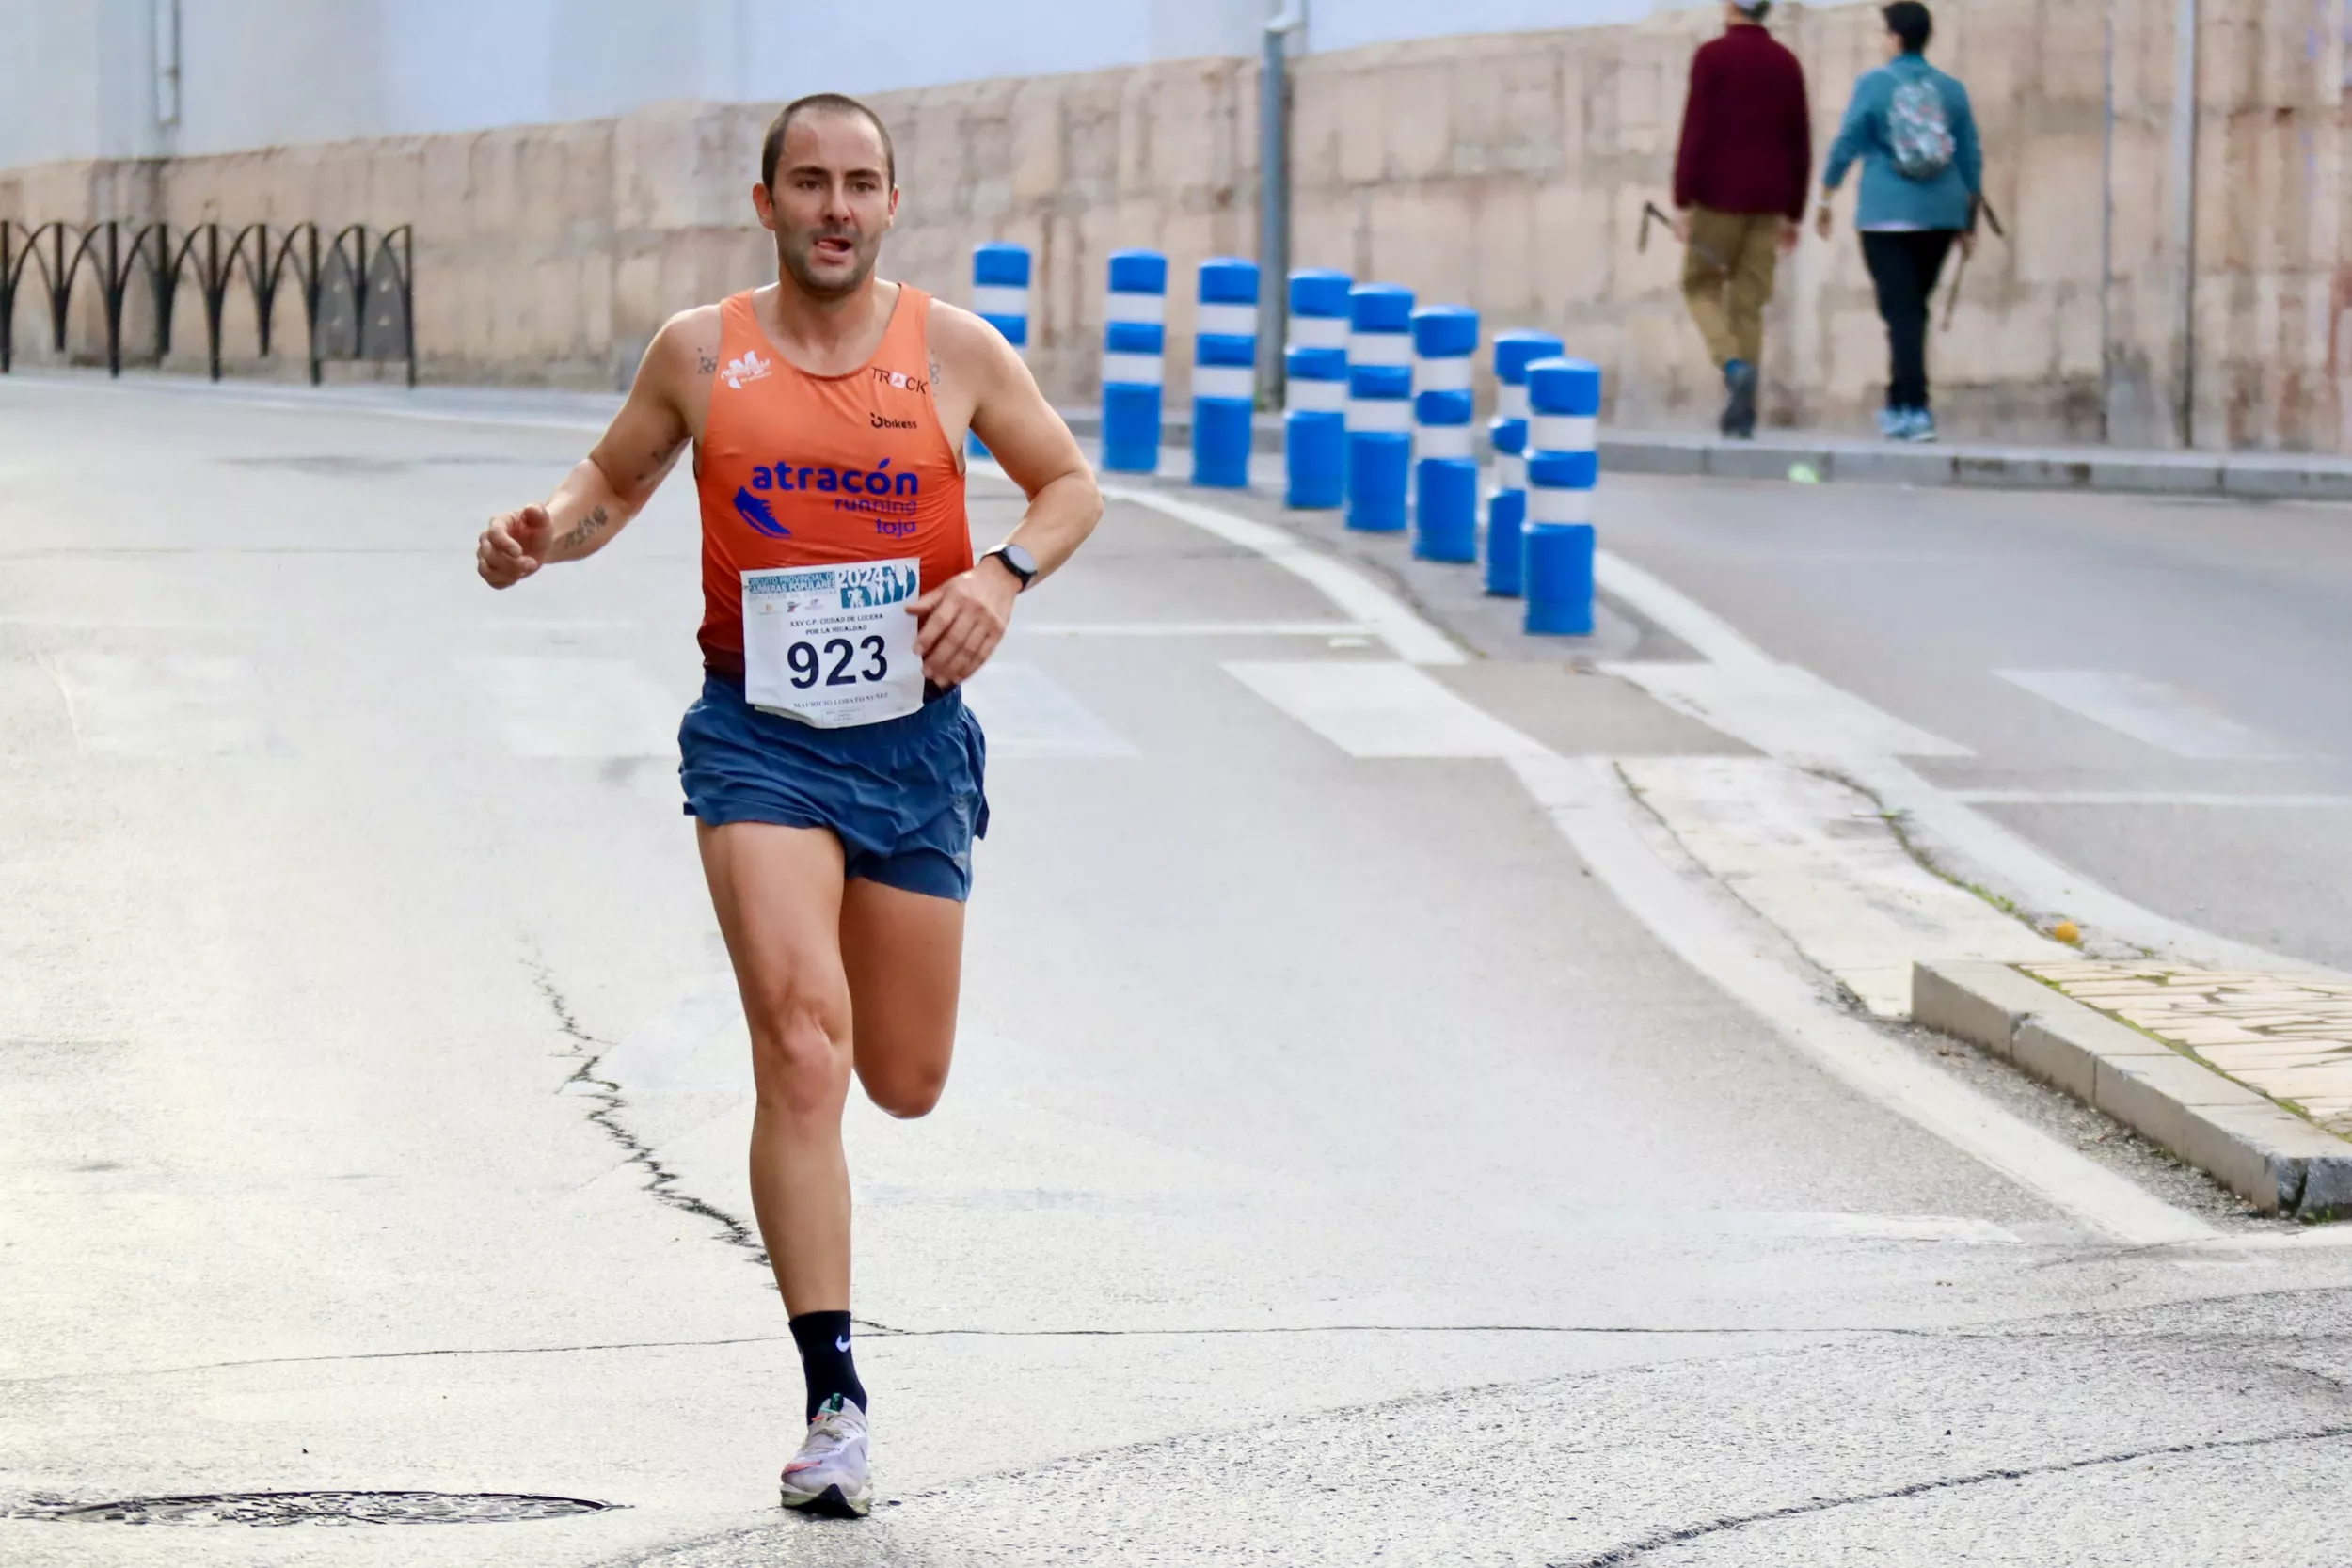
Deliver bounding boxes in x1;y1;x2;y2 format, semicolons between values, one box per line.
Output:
476;504;552;588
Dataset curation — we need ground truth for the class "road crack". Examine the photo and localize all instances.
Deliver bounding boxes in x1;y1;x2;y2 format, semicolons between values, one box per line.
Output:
1560;1420;2352;1565
525;955;769;1266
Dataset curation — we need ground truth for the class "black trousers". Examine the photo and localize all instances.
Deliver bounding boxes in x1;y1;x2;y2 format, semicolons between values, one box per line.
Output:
1860;230;1959;411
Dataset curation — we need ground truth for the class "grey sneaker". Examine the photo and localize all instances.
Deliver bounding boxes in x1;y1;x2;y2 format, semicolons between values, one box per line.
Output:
779;1396;872;1518
1904;409;1940;443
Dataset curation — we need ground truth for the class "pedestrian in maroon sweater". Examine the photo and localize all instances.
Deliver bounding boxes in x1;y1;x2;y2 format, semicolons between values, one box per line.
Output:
1672;1;1813;438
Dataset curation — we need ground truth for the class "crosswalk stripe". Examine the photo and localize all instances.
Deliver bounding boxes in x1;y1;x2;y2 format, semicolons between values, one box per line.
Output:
1997;669;2289;759
961;662;1138;759
1223;659;1547;759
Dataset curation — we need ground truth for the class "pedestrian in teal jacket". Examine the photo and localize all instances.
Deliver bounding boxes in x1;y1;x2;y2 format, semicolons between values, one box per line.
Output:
1815;3;1983;443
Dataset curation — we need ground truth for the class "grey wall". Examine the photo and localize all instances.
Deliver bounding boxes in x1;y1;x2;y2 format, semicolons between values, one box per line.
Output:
2;0;1741;171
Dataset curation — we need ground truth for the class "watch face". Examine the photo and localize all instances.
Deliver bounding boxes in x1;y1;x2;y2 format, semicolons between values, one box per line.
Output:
1001;544;1038;578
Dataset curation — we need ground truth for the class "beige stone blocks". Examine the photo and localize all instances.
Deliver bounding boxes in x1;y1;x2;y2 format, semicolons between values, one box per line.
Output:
3;0;2349;434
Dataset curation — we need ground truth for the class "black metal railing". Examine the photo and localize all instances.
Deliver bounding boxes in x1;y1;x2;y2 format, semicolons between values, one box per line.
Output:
0;220;414;386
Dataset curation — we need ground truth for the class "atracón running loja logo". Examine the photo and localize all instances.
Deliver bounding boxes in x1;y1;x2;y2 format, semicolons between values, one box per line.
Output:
741;454;924;535
749;457;918;502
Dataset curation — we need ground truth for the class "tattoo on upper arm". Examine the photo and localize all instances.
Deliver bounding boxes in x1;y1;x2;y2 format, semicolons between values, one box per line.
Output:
554;504;613;554
929;349;943;396
697;351;718;374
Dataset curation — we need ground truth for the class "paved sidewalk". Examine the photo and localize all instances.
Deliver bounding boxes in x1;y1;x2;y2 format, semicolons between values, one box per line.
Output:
1916;961;2352;1220
2025;964;2352;1138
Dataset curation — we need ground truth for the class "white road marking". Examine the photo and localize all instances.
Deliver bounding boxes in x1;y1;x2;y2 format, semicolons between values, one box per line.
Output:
1512;753;2214;1247
1224;660;1547;759
460;656;681;759
35;380;2224;1243
1606;660;1972;762
1998;669;2290;759
43;652;276;756
961;662;1138;759
1094;483;1468;666
1593;553;2344;978
1054;497;2219;1243
1018;620;1368;639
1621;757;2071;1017
1952;790;2352;809
1594;551;1773;667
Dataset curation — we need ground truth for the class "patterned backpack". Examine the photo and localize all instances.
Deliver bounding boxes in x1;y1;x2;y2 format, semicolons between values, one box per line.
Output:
1885;75;1956;181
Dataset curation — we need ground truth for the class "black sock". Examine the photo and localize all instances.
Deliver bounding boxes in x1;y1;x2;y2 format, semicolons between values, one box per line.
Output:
788;1311;866;1421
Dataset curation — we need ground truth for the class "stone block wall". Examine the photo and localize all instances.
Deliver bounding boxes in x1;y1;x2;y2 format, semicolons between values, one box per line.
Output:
3;0;2348;451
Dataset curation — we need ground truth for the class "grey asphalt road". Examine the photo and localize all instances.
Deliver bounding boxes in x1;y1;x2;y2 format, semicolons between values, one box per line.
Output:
1597;474;2352;973
2;374;2349;1566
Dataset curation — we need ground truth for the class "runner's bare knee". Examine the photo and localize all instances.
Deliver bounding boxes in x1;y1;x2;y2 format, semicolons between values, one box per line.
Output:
747;978;852;1120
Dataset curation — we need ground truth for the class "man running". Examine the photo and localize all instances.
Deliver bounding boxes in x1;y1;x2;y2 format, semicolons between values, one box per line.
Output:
473;92;1101;1517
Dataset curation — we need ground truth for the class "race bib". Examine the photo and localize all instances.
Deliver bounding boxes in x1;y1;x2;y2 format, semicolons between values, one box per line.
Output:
741;559;923;729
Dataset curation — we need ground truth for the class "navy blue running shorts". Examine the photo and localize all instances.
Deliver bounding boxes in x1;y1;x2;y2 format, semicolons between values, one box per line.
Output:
678;674;990;902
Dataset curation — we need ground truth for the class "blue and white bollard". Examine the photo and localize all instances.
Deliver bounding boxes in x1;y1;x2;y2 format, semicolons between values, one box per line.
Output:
1191;258;1259;489
1523;356;1602;636
1485;329;1564;596
1345;284;1414;530
1283;268;1352;509
1101;249;1168;474
1410;305;1480;563
1345;364;1412;532
969;242;1031;460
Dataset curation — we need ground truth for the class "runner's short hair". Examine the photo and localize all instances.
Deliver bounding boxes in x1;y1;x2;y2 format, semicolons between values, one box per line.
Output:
1733;1;1772;18
1883;2;1932;52
761;94;897;190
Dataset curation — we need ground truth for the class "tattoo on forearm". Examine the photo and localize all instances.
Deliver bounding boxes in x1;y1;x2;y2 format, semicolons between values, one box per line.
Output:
554;504;613;554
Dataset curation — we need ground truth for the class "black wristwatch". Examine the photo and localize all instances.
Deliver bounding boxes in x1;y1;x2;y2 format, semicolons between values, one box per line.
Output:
981;543;1038;592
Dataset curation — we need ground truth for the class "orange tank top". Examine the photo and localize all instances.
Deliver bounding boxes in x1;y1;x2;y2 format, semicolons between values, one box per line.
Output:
694;285;972;677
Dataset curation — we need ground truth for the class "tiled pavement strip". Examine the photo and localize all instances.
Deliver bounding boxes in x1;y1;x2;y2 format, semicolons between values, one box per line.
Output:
2022;964;2352;1138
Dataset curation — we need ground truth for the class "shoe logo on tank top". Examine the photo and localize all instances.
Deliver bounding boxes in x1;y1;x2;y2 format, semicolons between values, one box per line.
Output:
723;350;772;390
732;486;790;538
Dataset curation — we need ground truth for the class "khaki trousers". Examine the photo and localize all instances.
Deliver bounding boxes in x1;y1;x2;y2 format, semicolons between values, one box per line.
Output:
1681;206;1783;369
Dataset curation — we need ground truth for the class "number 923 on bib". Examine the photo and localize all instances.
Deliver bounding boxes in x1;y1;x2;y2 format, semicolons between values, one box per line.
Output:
741;559;924;729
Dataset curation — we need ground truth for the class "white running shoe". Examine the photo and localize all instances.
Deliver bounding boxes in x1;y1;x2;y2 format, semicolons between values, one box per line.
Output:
778;1395;872;1518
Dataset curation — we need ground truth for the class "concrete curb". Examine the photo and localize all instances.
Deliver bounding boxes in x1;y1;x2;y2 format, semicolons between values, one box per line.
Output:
1603;433;2352;500
1913;960;2352;1221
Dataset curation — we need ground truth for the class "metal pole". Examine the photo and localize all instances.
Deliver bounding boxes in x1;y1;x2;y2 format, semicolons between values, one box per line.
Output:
1257;2;1305;406
2100;0;2114;443
2169;0;2200;447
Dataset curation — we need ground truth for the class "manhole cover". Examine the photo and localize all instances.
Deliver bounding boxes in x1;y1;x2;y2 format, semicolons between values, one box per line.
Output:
48;1491;615;1526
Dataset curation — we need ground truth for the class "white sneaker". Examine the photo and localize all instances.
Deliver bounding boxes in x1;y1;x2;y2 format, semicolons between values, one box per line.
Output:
778;1395;872;1518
